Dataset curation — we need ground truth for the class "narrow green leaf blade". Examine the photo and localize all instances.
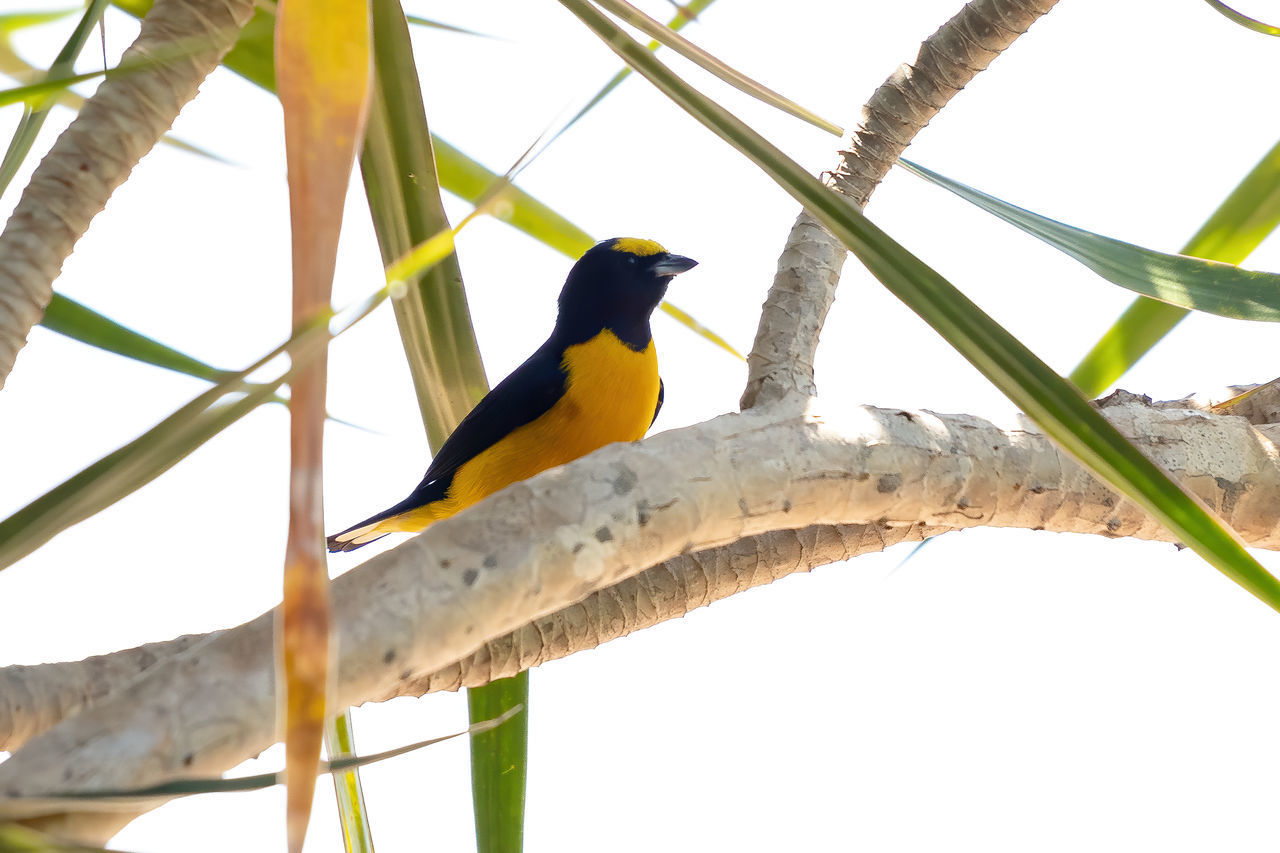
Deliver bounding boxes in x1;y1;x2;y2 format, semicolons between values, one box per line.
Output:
0;707;522;812
404;15;498;39
0;0;110;195
558;0;1280;614
0;288;388;571
593;0;841;135
324;714;375;853
897;157;1280;322
1202;0;1280;36
43;293;231;382
0;9;79;34
363;0;488;445
553;0;716;141
468;671;529;853
1071;137;1280;395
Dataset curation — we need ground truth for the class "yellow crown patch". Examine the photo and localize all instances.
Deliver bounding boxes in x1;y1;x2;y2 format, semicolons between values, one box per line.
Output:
610;238;666;257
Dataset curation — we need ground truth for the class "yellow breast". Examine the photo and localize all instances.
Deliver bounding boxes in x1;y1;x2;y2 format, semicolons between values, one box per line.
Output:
392;330;659;530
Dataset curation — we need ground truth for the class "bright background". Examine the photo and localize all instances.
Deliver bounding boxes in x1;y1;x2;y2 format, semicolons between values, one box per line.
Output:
3;1;1280;850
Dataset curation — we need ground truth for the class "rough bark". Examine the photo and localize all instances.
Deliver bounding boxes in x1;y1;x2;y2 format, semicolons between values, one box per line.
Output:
2;397;1278;836
741;0;1061;409
0;522;948;755
0;0;255;389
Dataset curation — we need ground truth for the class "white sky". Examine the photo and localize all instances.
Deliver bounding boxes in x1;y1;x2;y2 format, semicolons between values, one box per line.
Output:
3;0;1280;851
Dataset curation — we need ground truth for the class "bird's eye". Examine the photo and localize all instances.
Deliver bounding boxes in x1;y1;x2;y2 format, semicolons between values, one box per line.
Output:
625;255;638;266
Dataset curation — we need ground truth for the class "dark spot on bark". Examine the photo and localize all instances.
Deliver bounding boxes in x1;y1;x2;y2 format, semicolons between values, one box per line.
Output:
383;648;396;664
483;555;497;568
400;669;413;681
1101;493;1117;509
956;497;969;509
612;466;638;495
877;474;901;493
637;503;651;526
1106;518;1122;532
573;542;584;554
738;498;749;515
1216;476;1246;514
896;410;915;422
782;499;792;513
855;472;869;481
440;559;451;569
78;162;89;172
1028;485;1046;495
183;752;195;767
594;526;613;543
463;568;479;587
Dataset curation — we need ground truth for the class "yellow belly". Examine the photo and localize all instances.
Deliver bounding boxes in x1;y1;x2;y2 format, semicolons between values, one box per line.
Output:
386;330;659;531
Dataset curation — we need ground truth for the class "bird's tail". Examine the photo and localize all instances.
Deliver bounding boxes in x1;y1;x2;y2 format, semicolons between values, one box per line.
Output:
325;520;390;553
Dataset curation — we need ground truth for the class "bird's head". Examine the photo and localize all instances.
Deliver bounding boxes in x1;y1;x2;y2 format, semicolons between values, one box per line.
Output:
556;238;698;349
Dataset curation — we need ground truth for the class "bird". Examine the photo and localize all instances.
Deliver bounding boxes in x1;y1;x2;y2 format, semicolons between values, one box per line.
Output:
327;237;698;553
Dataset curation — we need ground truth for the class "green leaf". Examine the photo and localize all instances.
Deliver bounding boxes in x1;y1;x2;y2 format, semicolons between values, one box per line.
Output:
559;0;1280;614
0;0;110;195
469;671;529;853
1070;137;1280;395
42;293;374;431
325;713;375;853
0;9;80;34
552;0;717;142
404;15;499;39
363;0;489;446
0;287;389;571
43;293;232;383
0;707;521;812
897;157;1280;322
592;0;841;135
1202;0;1280;36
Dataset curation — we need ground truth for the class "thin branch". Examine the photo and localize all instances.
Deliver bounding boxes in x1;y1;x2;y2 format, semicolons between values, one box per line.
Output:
0;0;255;389
740;0;1060;409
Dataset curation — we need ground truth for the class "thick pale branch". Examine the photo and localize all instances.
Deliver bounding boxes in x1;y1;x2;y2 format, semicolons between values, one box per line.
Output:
0;523;946;755
741;0;1060;409
0;0;254;389
2;398;1276;837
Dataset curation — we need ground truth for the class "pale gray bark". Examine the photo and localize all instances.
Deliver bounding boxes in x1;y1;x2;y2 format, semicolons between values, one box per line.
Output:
741;0;1061;409
2;397;1278;839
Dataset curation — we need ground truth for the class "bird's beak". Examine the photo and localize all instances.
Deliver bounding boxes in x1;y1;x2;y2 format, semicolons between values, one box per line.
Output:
651;253;698;277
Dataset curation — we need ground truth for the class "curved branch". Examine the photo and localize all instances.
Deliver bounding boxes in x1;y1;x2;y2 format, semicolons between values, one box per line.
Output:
1;397;1277;840
0;0;255;389
0;521;948;756
741;0;1061;409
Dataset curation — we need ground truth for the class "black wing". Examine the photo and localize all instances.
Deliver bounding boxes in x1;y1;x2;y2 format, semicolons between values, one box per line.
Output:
328;337;568;545
650;377;664;428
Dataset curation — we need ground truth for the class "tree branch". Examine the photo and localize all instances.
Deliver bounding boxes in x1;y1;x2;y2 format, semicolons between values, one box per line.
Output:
741;0;1060;409
2;397;1277;839
0;0;255;389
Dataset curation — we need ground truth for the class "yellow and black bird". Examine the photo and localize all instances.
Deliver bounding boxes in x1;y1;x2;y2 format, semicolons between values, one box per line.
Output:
327;238;697;552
